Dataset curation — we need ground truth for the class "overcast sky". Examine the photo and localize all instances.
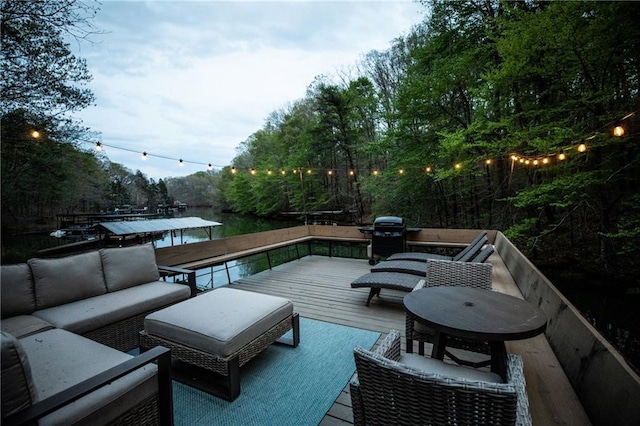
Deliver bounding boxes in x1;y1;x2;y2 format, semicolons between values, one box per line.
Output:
71;1;425;180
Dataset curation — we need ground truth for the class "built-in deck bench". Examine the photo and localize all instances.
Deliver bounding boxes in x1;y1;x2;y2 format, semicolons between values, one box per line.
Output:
155;225;370;274
487;241;591;425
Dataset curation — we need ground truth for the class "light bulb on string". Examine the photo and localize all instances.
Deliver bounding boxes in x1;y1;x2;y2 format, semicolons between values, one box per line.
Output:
141;151;148;160
207;163;213;171
31;130;40;139
178;159;184;167
613;123;625;137
95;142;102;152
558;153;566;161
577;143;587;153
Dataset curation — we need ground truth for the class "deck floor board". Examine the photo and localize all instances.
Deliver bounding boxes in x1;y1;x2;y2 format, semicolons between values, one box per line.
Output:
227;254;590;425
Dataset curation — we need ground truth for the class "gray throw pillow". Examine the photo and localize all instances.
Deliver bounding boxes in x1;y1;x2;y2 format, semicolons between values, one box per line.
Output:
100;243;160;292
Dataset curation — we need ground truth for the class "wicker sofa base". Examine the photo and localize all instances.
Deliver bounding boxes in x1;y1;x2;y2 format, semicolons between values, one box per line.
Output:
84;305;178;353
108;393;160;426
140;313;300;401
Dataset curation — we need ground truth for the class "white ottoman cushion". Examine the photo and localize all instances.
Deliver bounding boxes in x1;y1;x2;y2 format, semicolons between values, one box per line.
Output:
144;288;293;357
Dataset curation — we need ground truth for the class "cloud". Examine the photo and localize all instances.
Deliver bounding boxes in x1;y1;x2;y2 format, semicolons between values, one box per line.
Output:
71;0;424;179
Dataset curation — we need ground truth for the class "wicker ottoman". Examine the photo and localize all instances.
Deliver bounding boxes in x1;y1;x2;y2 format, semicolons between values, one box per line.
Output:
139;287;299;401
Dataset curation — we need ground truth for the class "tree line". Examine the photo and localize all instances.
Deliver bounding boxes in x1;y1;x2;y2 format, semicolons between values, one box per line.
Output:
221;1;640;285
2;1;639;285
0;1;222;229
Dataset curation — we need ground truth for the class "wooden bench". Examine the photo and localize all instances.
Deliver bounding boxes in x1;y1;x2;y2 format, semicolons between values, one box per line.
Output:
489;236;591;425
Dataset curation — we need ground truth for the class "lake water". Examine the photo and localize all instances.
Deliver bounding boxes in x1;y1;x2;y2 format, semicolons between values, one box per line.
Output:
2;207;637;371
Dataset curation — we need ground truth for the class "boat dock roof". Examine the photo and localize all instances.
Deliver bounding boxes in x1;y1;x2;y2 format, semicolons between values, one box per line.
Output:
97;216;221;236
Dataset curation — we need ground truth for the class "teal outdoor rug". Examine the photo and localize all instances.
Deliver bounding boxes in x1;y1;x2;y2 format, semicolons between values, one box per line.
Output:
172;317;380;426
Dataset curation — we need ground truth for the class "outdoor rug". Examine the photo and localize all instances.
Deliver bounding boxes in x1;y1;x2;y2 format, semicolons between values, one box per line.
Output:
172;317;380;426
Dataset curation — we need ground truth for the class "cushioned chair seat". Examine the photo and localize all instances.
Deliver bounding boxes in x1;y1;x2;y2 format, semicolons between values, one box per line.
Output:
32;281;191;335
351;272;423;292
144;287;294;357
18;329;158;426
0;314;54;338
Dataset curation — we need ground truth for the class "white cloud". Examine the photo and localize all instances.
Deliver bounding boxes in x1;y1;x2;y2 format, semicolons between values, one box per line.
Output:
71;0;424;179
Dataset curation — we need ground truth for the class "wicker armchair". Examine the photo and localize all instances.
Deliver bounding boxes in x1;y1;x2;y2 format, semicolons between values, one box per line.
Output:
351;330;531;426
406;259;493;359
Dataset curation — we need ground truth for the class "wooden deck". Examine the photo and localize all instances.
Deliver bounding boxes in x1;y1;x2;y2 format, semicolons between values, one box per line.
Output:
227;254;591;425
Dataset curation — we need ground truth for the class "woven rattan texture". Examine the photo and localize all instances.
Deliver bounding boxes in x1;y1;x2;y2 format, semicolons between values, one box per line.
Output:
140;315;293;376
84;312;148;352
351;330;531;426
107;394;159;426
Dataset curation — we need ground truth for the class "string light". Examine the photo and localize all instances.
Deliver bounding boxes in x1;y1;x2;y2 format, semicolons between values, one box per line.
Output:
613;123;625;137
31;130;40;138
81;109;636;175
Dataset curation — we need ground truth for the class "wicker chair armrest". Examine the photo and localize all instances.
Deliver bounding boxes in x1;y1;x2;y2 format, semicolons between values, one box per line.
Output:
372;329;402;361
351;329;402;426
506;354;532;426
4;346;173;426
349;377;365;426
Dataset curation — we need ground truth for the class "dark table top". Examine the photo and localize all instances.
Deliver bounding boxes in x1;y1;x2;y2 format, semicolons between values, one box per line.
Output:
404;287;547;342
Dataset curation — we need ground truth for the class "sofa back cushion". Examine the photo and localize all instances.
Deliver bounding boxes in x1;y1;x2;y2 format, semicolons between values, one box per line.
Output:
1;264;36;318
1;331;37;419
28;251;107;310
100;244;160;292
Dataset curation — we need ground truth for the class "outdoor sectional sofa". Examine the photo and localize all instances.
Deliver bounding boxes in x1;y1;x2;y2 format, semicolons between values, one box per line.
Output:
1;243;193;425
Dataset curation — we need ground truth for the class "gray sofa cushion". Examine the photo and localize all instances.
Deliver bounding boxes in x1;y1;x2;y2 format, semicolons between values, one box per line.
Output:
0;315;54;338
29;251;107;309
145;287;293;357
19;329;158;426
32;281;191;335
1;331;38;419
1;263;35;317
100;244;160;292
